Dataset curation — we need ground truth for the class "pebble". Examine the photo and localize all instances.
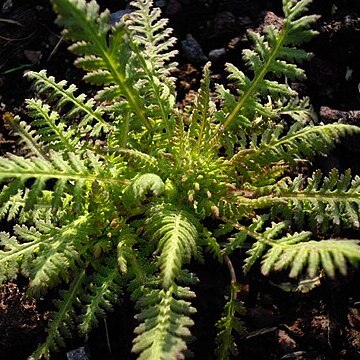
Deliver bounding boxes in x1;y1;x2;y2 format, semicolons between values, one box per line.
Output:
277;329;297;354
181;34;207;63
345;66;353;81
155;0;167;7
110;9;132;25
214;11;236;34
208;48;226;61
24;50;42;65
66;347;89;360
281;351;307;359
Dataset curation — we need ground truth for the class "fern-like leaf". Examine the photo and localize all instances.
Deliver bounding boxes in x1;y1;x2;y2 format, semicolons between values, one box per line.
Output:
241;219;291;273
26;99;79;153
51;0;151;130
0;228;41;284
128;0;177;84
132;281;196;360
215;283;246;360
187;62;220;152
262;238;360;278
146;204;198;289
0;151;127;211
216;0;319;133
0;189;70;224
232;123;360;171
277;96;317;124
0;214;91;292
30;269;87;359
117;148;160;173
3;112;48;160
240;219;360;278
126;0;177;131
122;173;165;209
28;215;91;295
79;257;123;335
278;169;360;231
26;70;110;137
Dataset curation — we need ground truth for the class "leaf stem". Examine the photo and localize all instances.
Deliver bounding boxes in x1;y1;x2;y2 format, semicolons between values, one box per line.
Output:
223;253;237;284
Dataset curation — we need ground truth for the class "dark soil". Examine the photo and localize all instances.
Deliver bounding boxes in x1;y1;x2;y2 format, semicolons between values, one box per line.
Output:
0;0;360;359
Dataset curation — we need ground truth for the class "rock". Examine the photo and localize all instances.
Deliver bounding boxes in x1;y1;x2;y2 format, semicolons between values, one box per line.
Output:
263;11;284;30
277;330;298;355
345;66;353;81
181;34;207;63
214;11;236;34
320;106;360;124
237;16;252;26
208;48;226;61
155;0;167;8
280;351;308;359
348;307;360;328
66;347;89;360
110;9;132;25
24;50;42;65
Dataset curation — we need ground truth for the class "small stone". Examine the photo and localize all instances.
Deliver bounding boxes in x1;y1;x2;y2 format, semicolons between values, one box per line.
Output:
348;308;360;328
278;329;297;354
110;9;132;25
67;347;89;360
281;351;308;359
214;11;236;34
345;66;353;81
238;16;252;26
262;11;284;32
181;34;207;63
208;48;226;61
155;0;167;7
24;50;42;65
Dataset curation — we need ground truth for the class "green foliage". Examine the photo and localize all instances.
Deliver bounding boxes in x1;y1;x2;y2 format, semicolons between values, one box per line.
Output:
239;219;360;278
262;238;360;278
123;173;165;209
0;0;359;359
79;257;123;336
132;278;196;360
25;70;109;137
30;270;87;359
215;283;246;360
146;204;198;289
232;123;357;171
278;169;360;231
